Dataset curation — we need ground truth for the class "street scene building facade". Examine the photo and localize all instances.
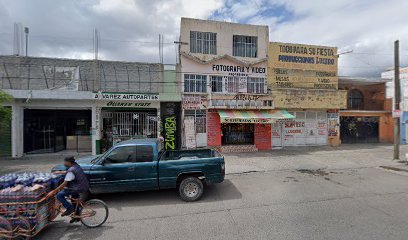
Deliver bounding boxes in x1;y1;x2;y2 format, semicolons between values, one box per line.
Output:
382;67;408;144
268;42;347;148
179;18;286;152
338;77;393;144
0;56;181;157
2;17;403;157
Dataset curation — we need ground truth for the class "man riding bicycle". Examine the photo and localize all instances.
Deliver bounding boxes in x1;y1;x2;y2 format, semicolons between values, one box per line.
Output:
50;156;89;222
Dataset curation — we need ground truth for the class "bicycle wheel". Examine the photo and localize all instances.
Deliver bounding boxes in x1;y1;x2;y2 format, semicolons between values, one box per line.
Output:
80;199;109;228
0;216;12;240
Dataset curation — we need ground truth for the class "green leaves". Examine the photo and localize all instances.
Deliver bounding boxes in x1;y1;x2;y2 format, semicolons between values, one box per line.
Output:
0;90;12;129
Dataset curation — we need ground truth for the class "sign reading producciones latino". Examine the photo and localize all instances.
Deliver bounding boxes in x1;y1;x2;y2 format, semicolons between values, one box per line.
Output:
268;42;338;90
93;92;160;101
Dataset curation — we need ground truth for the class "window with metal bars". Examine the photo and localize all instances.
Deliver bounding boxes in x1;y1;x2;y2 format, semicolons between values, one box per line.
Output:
184;110;206;133
190;31;217;54
247;77;265;93
184;74;207;93
109;111;158;138
211;76;223;92
233;35;258;58
226;76;239;93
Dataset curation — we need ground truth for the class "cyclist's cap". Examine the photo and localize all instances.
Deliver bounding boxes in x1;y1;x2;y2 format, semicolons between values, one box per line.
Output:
64;156;76;163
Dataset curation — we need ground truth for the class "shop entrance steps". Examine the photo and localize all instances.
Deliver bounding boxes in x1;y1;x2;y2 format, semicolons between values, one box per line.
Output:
220;145;258;153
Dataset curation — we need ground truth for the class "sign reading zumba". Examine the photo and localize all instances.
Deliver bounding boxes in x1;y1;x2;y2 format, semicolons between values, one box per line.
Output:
160;102;181;150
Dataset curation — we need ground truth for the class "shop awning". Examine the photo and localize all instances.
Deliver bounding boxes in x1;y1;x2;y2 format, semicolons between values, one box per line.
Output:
218;110;294;124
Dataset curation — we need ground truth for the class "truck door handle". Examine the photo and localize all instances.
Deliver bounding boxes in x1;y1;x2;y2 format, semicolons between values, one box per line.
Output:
128;167;135;172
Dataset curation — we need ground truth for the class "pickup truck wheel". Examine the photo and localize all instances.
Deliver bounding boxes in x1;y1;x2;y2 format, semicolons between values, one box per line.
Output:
179;177;204;202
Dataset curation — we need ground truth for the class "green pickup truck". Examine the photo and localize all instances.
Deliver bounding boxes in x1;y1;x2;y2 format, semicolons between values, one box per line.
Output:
52;139;225;201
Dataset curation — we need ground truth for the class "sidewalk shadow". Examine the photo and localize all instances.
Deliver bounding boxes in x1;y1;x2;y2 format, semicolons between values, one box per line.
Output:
37;221;114;240
224;143;403;158
93;179;241;210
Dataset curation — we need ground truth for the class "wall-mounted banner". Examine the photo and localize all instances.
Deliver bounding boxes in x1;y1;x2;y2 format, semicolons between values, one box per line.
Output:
93;92;160;101
160;102;181;150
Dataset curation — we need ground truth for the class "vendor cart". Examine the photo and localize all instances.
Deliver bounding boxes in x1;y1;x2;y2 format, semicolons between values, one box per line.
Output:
0;189;108;239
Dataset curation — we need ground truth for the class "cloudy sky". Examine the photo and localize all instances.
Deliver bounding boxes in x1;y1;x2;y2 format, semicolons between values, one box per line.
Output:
0;0;407;77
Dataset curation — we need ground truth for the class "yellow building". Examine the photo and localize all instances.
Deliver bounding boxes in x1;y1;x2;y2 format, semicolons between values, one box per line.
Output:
268;42;347;147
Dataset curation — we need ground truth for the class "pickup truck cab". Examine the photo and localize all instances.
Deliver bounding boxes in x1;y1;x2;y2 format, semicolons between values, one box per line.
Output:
52;138;225;201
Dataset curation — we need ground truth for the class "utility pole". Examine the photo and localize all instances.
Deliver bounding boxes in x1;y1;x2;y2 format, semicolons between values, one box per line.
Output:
393;40;400;160
93;28;100;91
24;27;29;57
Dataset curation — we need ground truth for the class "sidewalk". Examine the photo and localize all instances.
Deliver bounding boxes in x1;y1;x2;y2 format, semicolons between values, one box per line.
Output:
224;144;408;174
1;144;407;176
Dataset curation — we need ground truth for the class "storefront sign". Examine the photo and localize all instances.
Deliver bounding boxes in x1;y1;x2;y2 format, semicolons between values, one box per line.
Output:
393;109;401;118
211;93;273;101
212;64;266;75
269;42;338;90
93;92;159;101
221;118;273;124
164;116;176;150
182;95;208;109
160;102;181;150
102;101;152;107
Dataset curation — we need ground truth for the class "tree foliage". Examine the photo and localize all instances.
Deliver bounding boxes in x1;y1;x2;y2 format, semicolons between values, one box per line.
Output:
0;90;12;129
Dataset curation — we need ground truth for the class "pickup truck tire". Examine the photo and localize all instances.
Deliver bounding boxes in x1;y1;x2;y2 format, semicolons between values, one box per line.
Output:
179;177;204;202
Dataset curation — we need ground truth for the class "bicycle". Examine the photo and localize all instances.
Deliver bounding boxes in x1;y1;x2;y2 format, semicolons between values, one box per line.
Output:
51;195;109;228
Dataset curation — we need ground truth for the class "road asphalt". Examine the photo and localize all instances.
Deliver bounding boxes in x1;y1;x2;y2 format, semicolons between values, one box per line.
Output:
2;144;408;239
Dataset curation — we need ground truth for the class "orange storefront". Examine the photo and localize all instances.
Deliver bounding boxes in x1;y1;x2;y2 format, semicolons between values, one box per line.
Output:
339;111;394;143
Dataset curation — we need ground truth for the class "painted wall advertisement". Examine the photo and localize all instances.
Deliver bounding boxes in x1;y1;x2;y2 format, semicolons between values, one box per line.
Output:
160;102;181;150
268;42;338;90
272;89;347;109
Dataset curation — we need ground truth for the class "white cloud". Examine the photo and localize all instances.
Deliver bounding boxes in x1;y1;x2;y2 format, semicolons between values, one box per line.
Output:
0;0;406;77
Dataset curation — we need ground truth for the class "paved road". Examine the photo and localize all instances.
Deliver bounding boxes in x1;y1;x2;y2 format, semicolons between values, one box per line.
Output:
3;144;408;239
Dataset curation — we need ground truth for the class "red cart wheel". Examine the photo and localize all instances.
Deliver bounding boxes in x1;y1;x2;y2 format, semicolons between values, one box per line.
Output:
0;216;12;240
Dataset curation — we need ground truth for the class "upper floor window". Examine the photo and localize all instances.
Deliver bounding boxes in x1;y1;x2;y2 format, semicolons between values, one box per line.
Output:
233;35;257;58
226;76;239;93
211;76;223;92
247;77;265;94
190;31;217;55
184;74;207;93
348;89;364;109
